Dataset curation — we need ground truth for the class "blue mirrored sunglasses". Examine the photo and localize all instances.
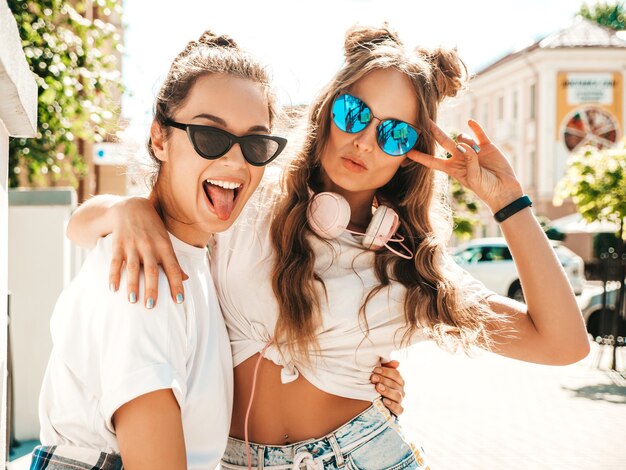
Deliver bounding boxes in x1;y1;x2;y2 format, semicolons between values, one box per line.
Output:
331;93;420;156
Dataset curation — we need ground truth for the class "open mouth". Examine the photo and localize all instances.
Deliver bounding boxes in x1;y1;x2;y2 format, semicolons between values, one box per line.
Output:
203;179;243;221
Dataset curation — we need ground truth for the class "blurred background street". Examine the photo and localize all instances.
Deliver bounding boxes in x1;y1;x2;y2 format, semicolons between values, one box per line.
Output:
9;337;626;470
400;340;626;470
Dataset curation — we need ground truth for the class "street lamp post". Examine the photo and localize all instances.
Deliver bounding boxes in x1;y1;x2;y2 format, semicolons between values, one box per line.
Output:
610;217;625;370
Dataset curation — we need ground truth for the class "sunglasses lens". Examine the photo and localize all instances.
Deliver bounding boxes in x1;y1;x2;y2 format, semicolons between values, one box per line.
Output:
332;94;370;133
241;137;280;165
192;127;231;158
378;120;419;156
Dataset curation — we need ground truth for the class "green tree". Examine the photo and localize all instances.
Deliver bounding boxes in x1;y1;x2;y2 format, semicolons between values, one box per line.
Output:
450;178;481;240
577;1;626;30
537;216;567;241
8;0;124;188
554;139;626;235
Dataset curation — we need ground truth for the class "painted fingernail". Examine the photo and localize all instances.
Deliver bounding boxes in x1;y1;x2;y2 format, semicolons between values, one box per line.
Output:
109;283;116;292
372;375;380;383
374;367;382;374
129;292;137;304
456;144;467;154
146;298;155;309
378;384;386;392
472;144;481;153
176;293;184;304
383;398;391;405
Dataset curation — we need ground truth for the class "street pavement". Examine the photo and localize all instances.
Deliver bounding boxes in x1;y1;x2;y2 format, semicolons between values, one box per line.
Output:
398;340;626;470
10;340;625;470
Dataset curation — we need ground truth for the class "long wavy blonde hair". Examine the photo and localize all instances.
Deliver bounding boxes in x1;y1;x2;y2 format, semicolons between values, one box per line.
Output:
270;24;502;362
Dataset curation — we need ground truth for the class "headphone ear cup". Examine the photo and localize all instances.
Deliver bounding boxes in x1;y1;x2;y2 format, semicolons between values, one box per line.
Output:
363;206;400;249
307;192;351;239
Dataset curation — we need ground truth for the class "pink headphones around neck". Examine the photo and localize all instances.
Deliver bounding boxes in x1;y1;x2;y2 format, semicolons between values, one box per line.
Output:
307;192;414;259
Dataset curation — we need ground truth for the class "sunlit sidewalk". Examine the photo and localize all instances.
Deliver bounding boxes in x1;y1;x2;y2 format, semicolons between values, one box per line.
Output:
400;340;626;470
9;340;625;470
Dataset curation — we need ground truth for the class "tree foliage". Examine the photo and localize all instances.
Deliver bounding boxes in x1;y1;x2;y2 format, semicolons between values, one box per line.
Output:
537;216;567;241
450;178;481;240
554;138;626;236
7;0;124;187
577;1;626;30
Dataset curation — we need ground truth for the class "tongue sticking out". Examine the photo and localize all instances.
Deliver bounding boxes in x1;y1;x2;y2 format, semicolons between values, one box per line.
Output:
205;184;236;221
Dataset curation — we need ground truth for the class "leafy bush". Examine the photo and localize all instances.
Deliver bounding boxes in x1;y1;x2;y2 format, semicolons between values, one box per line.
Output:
8;0;124;187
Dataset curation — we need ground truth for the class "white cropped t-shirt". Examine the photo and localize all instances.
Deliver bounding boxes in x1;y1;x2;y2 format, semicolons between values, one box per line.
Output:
213;192;495;402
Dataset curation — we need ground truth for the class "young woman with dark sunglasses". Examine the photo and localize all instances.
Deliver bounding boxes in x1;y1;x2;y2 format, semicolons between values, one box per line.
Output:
32;32;287;470
66;24;589;469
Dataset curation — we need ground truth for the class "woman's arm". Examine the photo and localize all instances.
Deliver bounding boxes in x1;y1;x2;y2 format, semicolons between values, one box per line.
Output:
113;389;186;470
409;120;589;365
66;194;186;307
482;207;589;365
67;195;125;248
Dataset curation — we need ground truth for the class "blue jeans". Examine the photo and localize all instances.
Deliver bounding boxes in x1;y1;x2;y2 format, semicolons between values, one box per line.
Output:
221;398;429;469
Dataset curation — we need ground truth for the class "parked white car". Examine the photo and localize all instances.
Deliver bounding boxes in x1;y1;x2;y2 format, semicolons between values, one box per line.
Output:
452;237;585;302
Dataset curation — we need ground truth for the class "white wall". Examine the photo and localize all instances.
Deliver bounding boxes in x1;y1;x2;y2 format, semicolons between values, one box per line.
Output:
0;120;8;464
0;0;38;463
8;190;81;440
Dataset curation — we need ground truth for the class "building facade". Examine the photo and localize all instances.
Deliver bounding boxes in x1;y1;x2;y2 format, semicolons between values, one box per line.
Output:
439;19;626;258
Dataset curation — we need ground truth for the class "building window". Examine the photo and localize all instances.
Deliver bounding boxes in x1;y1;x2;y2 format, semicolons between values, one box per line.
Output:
482;102;489;128
529;84;536;120
513;91;518;120
529;150;536;188
498;96;504;120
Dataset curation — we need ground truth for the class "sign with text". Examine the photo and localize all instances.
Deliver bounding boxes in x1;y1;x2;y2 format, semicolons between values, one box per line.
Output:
556;71;622;143
565;73;615;104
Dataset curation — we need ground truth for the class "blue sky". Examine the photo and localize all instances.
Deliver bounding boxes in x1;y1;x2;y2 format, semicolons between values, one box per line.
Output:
121;0;584;139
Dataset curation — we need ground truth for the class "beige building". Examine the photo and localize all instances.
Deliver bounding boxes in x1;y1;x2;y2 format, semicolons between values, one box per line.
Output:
439;19;626;259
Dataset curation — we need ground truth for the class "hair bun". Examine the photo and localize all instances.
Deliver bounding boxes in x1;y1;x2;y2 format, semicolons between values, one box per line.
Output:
417;47;466;100
344;23;402;57
177;30;240;60
197;30;239;49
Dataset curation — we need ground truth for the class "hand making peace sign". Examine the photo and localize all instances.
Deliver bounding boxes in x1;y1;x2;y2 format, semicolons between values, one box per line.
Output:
407;119;525;212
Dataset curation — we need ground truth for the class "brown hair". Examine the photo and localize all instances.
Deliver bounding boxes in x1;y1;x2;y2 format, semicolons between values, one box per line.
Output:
270;24;503;362
145;31;278;187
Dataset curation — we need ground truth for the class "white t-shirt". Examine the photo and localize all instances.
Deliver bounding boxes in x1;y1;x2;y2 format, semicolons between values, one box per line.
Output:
213;191;495;401
39;233;233;469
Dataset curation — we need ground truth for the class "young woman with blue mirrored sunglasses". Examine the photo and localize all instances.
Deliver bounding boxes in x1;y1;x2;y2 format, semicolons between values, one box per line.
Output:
331;92;420;156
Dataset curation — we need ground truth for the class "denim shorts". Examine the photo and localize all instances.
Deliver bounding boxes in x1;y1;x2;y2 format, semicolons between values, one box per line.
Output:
221;398;429;469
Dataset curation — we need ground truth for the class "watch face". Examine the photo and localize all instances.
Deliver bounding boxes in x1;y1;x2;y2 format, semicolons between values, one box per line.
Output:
563;107;619;152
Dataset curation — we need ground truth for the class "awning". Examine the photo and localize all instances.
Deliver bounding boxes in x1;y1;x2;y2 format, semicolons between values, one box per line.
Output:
550;213;621;234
